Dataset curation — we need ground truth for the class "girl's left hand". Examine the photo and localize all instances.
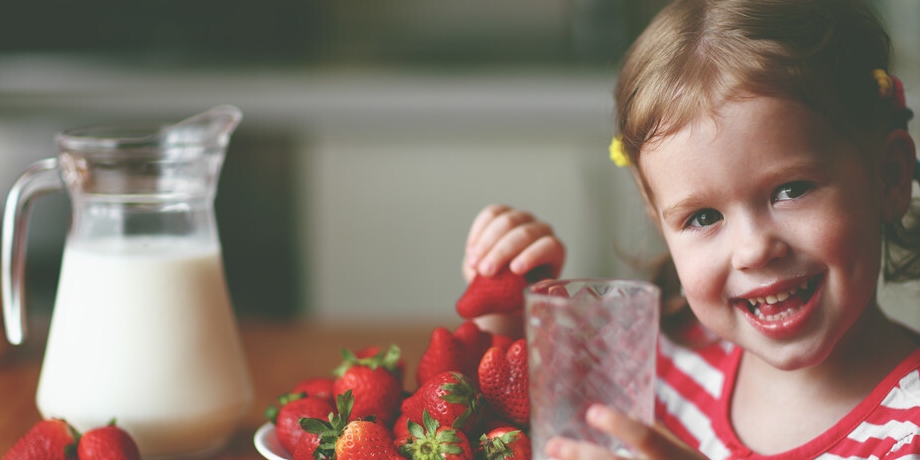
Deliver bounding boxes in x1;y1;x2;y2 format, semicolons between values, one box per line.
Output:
462;204;564;283
544;404;707;460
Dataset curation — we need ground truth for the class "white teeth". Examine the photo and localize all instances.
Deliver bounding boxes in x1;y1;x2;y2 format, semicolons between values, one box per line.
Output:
751;305;797;321
745;282;809;308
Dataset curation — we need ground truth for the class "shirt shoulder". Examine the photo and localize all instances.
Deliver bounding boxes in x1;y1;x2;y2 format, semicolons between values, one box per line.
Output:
823;355;920;459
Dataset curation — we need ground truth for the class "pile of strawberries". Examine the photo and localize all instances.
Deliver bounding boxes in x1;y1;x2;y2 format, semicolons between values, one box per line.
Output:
3;269;536;460
3;419;140;460
266;268;537;459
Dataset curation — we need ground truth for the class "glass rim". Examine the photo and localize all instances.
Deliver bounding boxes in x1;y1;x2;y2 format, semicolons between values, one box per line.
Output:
524;277;660;302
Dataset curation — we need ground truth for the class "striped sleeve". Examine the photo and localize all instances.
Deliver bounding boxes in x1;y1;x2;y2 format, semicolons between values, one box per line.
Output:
816;370;920;459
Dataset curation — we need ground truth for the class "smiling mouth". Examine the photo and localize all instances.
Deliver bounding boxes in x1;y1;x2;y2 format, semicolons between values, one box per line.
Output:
742;277;819;321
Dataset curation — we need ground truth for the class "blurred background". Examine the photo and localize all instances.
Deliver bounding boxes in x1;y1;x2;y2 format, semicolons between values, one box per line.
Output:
0;0;917;328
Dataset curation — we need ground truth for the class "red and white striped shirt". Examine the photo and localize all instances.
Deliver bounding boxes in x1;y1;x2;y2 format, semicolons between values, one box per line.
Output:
656;336;920;459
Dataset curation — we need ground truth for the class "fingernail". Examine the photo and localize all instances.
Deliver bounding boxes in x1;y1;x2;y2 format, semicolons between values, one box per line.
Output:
544;438;562;457
509;259;524;274
479;261;495;276
586;404;605;422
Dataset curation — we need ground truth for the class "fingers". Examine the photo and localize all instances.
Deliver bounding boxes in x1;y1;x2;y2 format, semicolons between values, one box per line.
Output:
463;205;564;281
466;204;513;250
463;204;514;281
465;205;537;272
516;234;565;278
475;220;556;275
584;405;707;460
545;437;623;460
541;404;706;460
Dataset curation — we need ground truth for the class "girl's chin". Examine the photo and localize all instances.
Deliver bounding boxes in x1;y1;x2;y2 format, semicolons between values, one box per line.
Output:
746;342;830;371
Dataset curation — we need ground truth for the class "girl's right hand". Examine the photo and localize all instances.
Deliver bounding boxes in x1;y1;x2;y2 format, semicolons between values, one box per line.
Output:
462;204;565;283
545;404;707;460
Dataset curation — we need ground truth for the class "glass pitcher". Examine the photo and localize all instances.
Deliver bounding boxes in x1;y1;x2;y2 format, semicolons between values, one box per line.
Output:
2;106;254;459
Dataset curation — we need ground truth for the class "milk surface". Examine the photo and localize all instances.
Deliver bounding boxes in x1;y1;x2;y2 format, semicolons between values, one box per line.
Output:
37;237;253;458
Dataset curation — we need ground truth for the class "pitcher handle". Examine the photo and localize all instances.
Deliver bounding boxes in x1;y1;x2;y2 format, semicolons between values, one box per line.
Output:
3;158;62;345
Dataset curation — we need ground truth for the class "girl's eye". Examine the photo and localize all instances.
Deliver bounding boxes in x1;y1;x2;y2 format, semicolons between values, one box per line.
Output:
686;208;723;228
774;181;813;201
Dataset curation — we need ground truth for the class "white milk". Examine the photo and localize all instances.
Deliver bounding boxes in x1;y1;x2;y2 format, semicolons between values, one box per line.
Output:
37;237;253;459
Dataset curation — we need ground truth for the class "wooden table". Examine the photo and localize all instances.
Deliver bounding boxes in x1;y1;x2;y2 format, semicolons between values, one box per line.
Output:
0;317;443;458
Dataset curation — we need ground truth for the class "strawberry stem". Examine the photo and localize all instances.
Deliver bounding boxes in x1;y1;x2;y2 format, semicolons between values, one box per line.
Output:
300;390;356;459
333;344;402;376
399;410;466;460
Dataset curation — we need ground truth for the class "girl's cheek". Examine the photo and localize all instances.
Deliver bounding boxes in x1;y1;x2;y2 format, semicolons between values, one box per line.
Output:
671;248;727;320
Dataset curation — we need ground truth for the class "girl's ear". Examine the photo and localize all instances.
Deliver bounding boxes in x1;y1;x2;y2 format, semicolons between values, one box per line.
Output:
880;129;916;223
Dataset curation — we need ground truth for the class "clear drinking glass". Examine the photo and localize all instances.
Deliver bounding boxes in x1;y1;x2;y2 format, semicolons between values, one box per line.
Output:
525;278;659;458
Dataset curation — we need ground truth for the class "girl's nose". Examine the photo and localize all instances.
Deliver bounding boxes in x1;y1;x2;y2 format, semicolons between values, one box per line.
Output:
730;217;789;270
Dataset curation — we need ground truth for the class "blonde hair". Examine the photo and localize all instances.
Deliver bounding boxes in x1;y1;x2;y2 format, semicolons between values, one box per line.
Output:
615;0;920;282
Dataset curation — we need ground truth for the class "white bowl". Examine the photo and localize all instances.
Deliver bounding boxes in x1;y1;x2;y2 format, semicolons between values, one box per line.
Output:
253;423;292;460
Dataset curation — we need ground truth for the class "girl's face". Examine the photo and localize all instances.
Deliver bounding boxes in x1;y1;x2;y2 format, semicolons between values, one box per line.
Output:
640;95;885;370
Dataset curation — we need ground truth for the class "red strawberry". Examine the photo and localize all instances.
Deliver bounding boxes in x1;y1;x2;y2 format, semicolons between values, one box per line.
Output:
478;339;529;426
489;332;515;352
333;344;404;424
456;268;529;319
416;321;495;387
76;421;140;460
399;411;473;460
392;413;412;448
335;419;403;460
3;419;77;460
291;437;323;460
454;321;505;363
356;344;407;384
264;392;335;455
291;376;335;403
401;371;483;435
478;425;532;460
301;391;403;460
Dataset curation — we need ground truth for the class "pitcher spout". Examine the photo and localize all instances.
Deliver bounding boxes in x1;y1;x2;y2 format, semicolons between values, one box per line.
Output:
158;105;243;148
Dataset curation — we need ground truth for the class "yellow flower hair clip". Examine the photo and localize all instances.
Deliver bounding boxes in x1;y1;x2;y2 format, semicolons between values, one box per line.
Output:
609;135;632;167
873;68;893;98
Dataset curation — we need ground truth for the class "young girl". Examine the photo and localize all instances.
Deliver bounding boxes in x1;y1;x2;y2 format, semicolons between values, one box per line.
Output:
462;0;920;458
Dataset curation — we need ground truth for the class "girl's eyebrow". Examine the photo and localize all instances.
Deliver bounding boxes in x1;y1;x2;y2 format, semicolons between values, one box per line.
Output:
659;195;705;223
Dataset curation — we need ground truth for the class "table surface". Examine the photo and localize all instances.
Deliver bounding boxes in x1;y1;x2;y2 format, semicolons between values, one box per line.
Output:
0;317;442;458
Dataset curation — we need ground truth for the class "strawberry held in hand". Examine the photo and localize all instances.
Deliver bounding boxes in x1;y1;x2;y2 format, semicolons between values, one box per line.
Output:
478;339;529;426
332;344;404;425
3;418;77;460
455;268;529;319
301;390;403;460
76;421;140;460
